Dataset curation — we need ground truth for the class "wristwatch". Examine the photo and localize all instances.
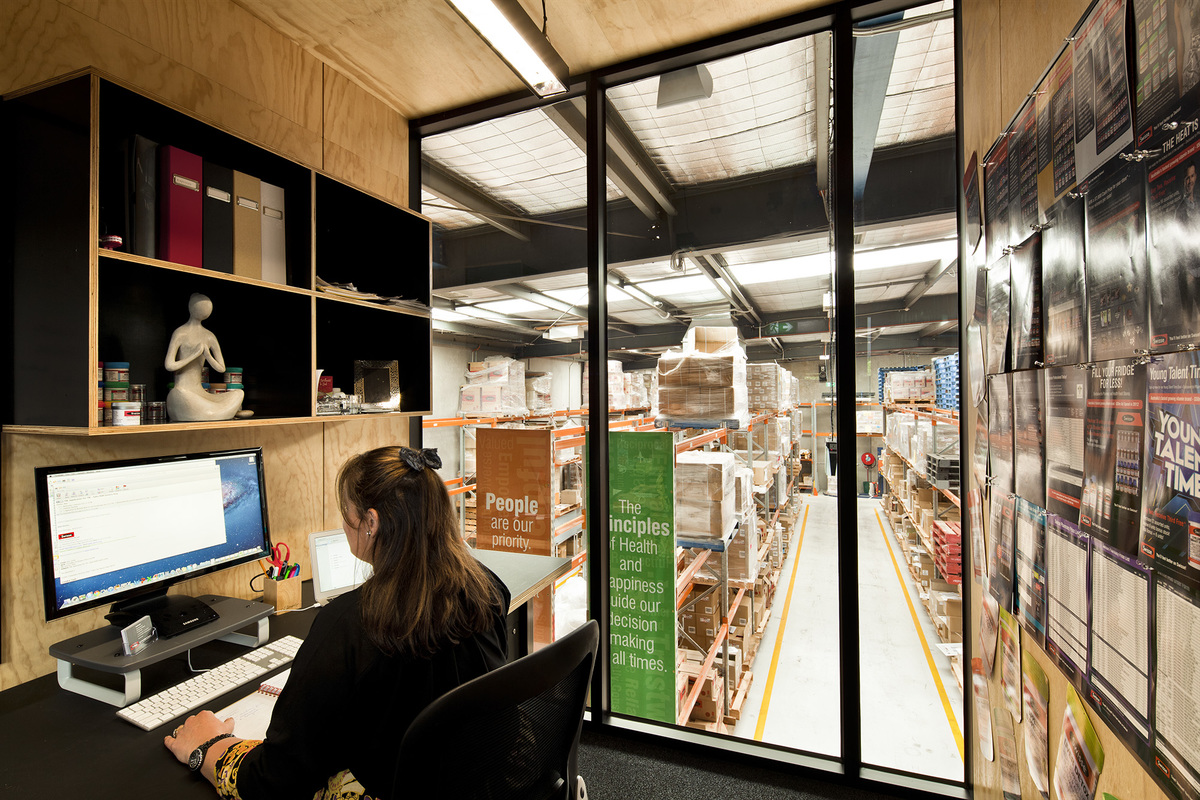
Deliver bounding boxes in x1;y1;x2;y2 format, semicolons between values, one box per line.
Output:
189;733;235;772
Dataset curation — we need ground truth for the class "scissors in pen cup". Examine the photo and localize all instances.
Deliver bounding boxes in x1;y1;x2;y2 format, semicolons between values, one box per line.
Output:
270;542;290;569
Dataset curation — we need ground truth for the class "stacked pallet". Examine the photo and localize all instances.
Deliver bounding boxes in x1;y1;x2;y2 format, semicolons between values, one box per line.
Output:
932;352;960;411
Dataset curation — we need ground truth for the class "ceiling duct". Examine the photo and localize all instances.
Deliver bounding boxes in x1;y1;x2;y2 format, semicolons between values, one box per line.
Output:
656;64;714;108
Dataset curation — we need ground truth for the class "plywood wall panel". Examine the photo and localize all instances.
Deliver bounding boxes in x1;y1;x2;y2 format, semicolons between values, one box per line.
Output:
0;426;326;688
2;0;324;168
322;67;408;207
997;0;1090;130
319;417;412;530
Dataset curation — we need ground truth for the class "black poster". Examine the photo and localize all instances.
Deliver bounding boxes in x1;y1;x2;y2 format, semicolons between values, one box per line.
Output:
966;150;984;254
1085;156;1149;361
1010;233;1044;370
1042;194;1088;366
1014;368;1047;509
986;134;1015;265
990;493;1018;613
1046;365;1088;523
1140;350;1200;595
1015;100;1041;232
1051;49;1078;196
1148;123;1200;351
1074;0;1136;179
1082;358;1147;557
990;372;1015;499
987;256;1012;375
1132;0;1192;140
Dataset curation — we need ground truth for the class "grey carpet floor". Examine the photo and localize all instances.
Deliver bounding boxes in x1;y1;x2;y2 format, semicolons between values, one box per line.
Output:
577;727;921;800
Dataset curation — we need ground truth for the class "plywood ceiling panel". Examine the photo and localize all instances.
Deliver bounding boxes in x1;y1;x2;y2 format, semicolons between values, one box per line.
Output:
232;0;835;118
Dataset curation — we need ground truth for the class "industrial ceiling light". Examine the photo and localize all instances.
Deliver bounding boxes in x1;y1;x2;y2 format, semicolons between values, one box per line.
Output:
543;324;582;341
445;0;570;98
656;64;714;108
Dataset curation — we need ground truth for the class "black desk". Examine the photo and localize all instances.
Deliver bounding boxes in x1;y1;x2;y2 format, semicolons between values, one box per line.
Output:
0;552;571;797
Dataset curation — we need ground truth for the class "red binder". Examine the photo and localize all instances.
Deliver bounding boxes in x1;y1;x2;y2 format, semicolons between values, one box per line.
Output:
158;145;203;267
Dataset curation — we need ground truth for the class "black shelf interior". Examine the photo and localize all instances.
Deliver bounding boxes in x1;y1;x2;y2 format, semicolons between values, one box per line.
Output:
96;80;312;289
314;173;430;302
99;259;313;419
315;298;431;414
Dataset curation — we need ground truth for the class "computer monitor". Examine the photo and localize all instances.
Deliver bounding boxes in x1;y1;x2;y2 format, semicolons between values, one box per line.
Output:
35;447;273;637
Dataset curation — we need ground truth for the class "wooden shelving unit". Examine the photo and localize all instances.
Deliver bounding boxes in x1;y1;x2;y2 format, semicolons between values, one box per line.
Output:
2;71;432;433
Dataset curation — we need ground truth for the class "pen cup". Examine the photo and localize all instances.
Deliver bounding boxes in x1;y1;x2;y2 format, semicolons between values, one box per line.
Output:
264;573;303;612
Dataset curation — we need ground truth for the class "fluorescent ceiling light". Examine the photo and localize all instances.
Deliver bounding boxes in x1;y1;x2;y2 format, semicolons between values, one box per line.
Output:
854;239;957;272
445;0;569;97
637;274;719;297
431;307;469;322
728;253;832;286
543;324;582;341
475;298;545;315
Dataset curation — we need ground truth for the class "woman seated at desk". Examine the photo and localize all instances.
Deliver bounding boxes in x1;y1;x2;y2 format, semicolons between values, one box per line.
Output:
165;446;510;799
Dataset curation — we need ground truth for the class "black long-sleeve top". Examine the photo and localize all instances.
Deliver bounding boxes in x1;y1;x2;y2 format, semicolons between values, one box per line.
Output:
229;567;509;799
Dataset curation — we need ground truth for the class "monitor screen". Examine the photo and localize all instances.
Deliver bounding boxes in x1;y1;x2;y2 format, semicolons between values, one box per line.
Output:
36;447;272;622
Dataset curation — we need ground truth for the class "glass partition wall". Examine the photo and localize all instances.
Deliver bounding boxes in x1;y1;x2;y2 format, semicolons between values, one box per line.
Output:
414;0;964;791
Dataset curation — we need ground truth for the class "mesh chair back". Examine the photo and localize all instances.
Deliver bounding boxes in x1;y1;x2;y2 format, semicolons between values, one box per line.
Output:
393;619;599;800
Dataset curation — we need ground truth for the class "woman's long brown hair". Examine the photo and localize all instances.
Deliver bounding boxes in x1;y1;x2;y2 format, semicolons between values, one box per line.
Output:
336;446;502;658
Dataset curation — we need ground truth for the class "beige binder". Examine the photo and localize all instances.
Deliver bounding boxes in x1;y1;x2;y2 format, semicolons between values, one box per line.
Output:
232;170;262;280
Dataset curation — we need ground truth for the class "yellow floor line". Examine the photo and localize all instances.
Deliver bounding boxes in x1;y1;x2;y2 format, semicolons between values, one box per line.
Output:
874;509;964;760
753;503;809;741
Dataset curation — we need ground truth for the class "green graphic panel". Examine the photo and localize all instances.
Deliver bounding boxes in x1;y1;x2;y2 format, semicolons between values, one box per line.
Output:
608;431;677;723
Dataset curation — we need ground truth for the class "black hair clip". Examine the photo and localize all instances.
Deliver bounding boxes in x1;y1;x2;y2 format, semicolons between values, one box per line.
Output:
399;446;442;471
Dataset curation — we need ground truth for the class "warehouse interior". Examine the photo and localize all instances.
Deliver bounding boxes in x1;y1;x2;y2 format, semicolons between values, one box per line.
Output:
416;0;965;783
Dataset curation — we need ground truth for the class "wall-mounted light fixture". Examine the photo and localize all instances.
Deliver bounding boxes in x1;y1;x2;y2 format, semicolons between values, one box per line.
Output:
445;0;570;97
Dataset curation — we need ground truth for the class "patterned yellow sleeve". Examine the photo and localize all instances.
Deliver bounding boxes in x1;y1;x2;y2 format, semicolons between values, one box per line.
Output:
213;738;263;800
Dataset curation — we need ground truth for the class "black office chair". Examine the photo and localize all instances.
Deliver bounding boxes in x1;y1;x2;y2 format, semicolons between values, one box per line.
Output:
393;619;599;800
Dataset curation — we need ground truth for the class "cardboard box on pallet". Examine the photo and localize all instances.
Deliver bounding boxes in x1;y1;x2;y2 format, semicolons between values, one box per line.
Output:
727;520;759;582
658;350;746;388
679;611;717;652
676;451;736;539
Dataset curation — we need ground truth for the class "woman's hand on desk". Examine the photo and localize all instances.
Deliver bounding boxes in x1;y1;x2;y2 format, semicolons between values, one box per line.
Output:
164;710;239;787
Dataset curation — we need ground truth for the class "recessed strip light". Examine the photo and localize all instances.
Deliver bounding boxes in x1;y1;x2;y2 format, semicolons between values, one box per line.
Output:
445;0;570;97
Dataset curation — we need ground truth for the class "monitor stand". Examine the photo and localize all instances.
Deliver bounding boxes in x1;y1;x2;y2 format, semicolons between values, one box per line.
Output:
50;594;273;708
105;591;220;639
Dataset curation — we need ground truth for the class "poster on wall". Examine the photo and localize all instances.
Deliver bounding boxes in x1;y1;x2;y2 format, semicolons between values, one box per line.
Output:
1043;47;1080;212
1131;0;1199;141
1046;512;1091;690
1000;606;1023;721
1089;540;1153;751
607;431;677;724
1015;497;1049;646
1154;574;1200;800
985;131;1016;266
1013;98;1042;234
1085;157;1149;361
1054;685;1106;800
994;706;1024;800
1024;650;1052;799
990;494;1018;613
1147;122;1200;352
476;428;554;556
987;256;1013;375
1014;368;1047;508
982;577;1002;673
1042;194;1089;366
974;657;996;762
1046;365;1088;523
990;372;1015;500
966;150;983;253
1140;349;1200;594
1011;233;1045;370
1073;0;1136;181
967;320;987;407
1081;358;1147;556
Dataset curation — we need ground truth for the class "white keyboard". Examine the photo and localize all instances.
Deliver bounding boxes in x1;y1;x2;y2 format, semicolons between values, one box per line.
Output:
116;635;303;731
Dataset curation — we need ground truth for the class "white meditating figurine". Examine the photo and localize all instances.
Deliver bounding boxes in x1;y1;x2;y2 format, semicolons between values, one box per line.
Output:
165;293;247;421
